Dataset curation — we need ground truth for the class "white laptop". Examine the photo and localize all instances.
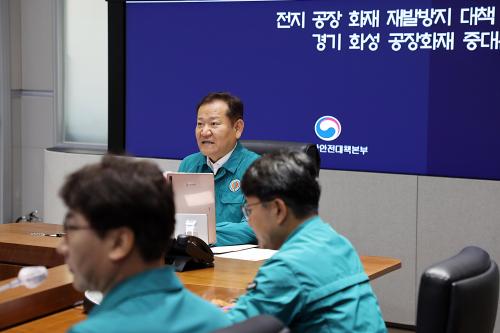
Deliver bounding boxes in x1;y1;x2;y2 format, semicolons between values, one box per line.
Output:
166;172;216;245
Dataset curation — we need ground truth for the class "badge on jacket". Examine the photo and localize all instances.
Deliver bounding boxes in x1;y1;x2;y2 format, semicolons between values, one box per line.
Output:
229;179;241;192
247;281;257;291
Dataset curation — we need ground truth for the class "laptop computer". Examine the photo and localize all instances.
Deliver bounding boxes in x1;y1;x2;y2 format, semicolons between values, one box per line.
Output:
166;172;216;245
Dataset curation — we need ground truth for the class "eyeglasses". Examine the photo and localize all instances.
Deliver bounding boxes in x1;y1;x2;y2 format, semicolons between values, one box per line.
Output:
62;224;93;235
242;201;268;220
61;212;94;238
63;224;92;233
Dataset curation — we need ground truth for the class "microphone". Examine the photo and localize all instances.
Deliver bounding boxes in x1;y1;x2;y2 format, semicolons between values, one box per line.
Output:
0;266;48;293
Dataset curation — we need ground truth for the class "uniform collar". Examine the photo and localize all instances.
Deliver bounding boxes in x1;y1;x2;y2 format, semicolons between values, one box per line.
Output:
90;266;182;316
281;215;320;246
206;143;237;175
205;141;246;177
223;141;247;173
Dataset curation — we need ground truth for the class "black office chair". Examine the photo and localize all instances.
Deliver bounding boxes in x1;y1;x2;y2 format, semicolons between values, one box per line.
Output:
212;315;289;333
240;140;320;176
416;246;499;333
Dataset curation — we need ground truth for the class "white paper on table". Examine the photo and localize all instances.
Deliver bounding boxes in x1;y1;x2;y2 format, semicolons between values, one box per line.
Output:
215;248;277;261
211;244;258;254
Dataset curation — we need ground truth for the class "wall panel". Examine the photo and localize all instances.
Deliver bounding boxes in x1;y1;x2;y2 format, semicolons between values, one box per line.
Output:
319;170;417;325
417;176;500;332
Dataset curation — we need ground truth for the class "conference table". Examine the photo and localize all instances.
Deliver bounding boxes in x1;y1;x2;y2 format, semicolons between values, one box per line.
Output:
0;223;401;332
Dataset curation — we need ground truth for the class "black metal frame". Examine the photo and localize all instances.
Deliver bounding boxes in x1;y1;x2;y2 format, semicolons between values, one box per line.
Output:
107;0;126;153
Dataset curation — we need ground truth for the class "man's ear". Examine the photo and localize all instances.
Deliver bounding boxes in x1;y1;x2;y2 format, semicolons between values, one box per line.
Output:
234;119;244;139
107;227;135;261
274;198;288;226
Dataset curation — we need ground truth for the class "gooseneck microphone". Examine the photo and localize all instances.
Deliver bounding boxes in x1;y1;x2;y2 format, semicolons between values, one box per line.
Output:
0;266;48;293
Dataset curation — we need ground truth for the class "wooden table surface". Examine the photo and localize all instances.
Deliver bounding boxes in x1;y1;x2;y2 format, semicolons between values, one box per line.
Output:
0;223;401;332
0;265;83;330
0;223;64;269
2;256;401;332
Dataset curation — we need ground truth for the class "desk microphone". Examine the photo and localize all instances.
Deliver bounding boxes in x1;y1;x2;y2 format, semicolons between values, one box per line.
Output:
0;266;48;293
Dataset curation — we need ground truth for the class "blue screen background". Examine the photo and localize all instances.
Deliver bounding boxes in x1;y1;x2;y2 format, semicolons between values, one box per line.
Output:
126;0;500;180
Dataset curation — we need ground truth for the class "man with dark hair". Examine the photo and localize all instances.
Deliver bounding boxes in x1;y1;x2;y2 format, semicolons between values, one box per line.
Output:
57;155;230;333
226;151;387;333
179;92;259;246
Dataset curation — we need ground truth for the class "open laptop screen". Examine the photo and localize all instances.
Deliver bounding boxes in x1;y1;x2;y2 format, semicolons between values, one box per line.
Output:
167;172;216;245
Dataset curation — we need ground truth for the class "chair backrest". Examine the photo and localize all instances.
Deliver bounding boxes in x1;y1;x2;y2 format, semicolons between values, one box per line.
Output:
240;140;320;176
416;246;499;333
212;315;289;333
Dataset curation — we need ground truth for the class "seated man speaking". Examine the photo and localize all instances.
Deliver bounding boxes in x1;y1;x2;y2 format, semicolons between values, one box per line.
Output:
226;151;387;332
57;156;230;333
179;92;259;246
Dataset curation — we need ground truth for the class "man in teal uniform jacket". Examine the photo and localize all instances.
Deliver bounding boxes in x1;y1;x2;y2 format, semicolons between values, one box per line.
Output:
227;151;387;333
57;155;230;333
179;92;259;246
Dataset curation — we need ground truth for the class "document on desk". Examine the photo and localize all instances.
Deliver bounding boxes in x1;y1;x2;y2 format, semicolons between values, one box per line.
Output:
215;248;277;261
211;244;258;254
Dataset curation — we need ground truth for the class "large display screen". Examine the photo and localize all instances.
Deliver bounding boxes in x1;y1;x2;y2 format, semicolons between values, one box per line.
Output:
125;0;500;180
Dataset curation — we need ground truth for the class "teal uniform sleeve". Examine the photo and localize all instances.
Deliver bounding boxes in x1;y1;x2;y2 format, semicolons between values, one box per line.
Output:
178;157;189;172
69;326;102;333
211;154;258;246
228;217;387;333
215;218;257;246
67;267;232;333
226;258;303;326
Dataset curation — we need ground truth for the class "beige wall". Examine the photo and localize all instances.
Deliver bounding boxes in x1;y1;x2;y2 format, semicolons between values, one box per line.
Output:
1;1;13;223
8;0;57;220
